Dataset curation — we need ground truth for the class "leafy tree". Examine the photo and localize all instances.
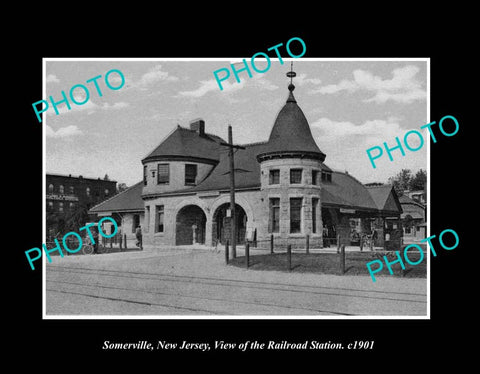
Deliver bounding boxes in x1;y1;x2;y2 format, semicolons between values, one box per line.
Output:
64;202;90;233
388;169;412;196
117;183;128;193
410;169;427;191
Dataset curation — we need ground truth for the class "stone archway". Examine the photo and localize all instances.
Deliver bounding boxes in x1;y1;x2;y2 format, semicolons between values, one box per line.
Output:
175;205;207;245
212;203;247;245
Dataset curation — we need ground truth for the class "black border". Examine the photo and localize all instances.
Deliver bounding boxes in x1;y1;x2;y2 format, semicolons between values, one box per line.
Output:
14;20;470;365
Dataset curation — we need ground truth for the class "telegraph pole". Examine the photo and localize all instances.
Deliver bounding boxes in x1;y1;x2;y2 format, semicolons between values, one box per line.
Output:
220;125;245;259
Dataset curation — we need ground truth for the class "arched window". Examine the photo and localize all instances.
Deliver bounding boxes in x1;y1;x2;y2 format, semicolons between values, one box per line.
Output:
69;186;75;194
105;189;109;196
48;184;54;193
59;185;64;194
58;202;64;212
86;187;90;196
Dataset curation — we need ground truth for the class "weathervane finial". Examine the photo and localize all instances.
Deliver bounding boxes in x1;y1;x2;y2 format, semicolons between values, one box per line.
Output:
286;61;296;92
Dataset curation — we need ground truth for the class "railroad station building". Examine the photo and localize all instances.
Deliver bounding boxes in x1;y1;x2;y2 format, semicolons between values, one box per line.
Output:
90;77;403;249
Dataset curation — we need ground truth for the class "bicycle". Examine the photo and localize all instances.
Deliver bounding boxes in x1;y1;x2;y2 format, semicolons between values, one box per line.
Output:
82;243;95;255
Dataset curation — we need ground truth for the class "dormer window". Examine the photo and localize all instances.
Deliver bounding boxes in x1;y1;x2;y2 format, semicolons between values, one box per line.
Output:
321;171;332;183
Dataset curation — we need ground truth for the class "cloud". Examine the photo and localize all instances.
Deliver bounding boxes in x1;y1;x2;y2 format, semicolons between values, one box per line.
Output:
311;65;426;104
46;74;60;83
138;64;179;87
46;95;129;117
177;73;278;98
102;102;130;110
46;125;83;139
294;73;322;86
310;116;427;180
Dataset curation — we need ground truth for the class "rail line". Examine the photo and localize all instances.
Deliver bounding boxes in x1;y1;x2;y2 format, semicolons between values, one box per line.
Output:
47;279;353;316
46;265;426;316
47;265;427;304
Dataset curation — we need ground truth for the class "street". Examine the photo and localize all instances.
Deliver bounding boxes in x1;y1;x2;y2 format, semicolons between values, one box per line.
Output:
45;247;427;317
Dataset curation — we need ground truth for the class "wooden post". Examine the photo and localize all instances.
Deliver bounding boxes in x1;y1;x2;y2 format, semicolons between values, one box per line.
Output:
245;242;250;268
110;237;113;249
287;244;292;271
124;234;127;250
306;234;310;254
119;234;123;250
360;236;363;252
340;245;346;274
337;234;340;254
228;126;237;259
225;240;229;264
270;234;274;254
219;126;245;260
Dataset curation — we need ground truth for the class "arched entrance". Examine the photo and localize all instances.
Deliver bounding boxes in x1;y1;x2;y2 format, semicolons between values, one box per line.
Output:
175;205;207;245
212;203;247;245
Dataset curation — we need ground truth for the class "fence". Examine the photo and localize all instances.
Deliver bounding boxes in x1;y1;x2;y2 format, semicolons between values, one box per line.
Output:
224;233;410;276
45;231;143;256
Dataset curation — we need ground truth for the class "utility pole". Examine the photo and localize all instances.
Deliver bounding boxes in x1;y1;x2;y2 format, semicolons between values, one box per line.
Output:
220;125;245;258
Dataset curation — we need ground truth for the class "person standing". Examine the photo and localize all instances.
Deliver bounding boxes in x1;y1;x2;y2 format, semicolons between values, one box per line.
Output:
135;225;142;250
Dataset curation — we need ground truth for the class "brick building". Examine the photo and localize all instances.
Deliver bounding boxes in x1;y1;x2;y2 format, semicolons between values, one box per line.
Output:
90;75;402;249
46;173;117;238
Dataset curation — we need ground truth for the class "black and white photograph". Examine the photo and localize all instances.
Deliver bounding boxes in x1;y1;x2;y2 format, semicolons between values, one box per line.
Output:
42;58;429;318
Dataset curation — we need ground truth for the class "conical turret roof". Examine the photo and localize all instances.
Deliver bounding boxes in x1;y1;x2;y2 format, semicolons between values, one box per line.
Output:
257;84;326;162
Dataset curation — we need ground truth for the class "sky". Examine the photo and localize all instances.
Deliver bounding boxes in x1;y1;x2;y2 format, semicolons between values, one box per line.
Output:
44;58;428;188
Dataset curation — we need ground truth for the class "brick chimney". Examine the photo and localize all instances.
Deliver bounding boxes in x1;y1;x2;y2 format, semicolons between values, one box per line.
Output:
189;118;205;136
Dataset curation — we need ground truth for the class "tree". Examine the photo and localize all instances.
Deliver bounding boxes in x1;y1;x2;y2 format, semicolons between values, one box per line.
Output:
117;183;128;193
64;202;91;233
388;169;412;196
410;169;427;191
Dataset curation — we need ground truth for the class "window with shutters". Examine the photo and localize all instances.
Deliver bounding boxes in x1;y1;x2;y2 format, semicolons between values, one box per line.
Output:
157;164;169;184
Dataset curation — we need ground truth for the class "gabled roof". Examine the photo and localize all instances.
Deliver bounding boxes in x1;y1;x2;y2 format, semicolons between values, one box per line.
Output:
142;126;225;164
398;194;426;208
89;181;144;213
366;184;403;214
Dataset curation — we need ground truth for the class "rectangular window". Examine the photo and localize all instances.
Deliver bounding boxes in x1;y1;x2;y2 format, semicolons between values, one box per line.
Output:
312;198;318;233
143;165;147;185
185;164;197;185
290;169;302;184
269;198;280;233
156;205;164;233
312;170;319;185
290;198;302;233
157;164;169;184
269;169;280;185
